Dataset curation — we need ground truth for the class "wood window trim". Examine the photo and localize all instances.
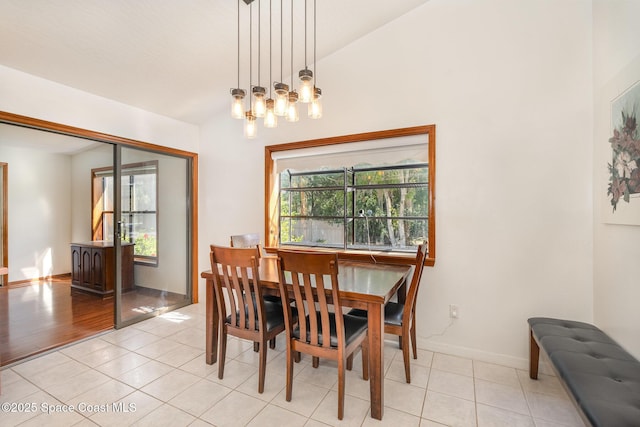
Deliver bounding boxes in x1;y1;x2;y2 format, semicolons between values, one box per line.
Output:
264;125;436;266
0;110;199;302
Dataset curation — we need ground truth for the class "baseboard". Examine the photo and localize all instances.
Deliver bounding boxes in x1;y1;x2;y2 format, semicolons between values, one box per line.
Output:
415;337;557;376
6;273;72;287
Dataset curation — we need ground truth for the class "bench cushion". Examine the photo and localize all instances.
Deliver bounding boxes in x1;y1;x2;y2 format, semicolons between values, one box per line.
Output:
528;317;640;427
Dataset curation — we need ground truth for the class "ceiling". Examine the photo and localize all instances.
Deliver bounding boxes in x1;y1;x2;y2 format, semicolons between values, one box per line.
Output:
0;123;103;154
0;0;429;125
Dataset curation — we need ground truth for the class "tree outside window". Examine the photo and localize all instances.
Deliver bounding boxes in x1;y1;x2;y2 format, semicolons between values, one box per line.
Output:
280;163;429;253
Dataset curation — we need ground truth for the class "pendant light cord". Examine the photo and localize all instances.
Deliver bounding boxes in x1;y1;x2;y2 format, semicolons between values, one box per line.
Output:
269;0;272;97
257;0;261;86
304;0;307;69
280;0;283;83
237;0;240;89
313;0;316;85
290;0;293;87
249;3;253;109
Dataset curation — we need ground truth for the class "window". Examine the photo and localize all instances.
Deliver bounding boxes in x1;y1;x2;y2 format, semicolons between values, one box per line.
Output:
266;125;436;265
92;161;159;266
280;164;429;252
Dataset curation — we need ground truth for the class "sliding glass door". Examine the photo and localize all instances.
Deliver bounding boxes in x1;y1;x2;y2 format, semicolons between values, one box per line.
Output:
113;145;192;328
0;162;6;286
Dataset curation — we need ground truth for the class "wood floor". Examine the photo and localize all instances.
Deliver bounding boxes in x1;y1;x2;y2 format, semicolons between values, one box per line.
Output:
0;275;189;367
0;276;113;366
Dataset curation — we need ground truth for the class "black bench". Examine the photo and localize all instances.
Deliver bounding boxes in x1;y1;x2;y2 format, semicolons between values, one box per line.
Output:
528;317;640;427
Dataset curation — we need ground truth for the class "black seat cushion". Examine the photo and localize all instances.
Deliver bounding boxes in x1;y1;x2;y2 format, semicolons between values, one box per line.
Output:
226;299;286;332
293;312;368;347
348;301;405;326
528;317;640;427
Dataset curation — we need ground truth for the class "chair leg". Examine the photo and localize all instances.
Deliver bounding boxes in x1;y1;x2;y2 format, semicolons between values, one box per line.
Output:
294;351;301;363
337;356;345;420
218;329;227;380
529;328;540;379
253;342;259;352
361;339;369;381
402;329;411;383
361;337;369;381
411;312;418;359
398;335;403;349
346;352;354;371
312;356;319;368
258;339;267;394
269;337;276;349
285;342;294;402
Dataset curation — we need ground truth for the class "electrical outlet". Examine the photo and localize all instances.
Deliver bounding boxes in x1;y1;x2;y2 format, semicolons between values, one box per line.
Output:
449;304;459;319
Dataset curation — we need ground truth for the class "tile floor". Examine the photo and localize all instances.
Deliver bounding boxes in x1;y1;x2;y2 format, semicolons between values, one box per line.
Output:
0;303;585;426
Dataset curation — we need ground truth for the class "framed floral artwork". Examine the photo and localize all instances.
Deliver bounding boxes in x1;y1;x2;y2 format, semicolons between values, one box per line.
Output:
600;54;640;226
607;80;640;213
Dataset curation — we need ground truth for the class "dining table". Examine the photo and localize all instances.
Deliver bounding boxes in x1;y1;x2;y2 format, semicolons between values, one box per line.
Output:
200;256;412;420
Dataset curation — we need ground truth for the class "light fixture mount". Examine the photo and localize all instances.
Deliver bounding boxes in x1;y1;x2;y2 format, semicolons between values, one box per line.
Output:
299;68;313;80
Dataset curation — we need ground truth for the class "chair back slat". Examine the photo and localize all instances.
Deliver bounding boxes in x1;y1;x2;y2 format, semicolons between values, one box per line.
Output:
210;244;263;332
277;250;342;349
315;274;333;348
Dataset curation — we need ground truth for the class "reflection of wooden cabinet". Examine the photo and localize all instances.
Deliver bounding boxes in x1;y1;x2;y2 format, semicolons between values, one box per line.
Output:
70;241;134;298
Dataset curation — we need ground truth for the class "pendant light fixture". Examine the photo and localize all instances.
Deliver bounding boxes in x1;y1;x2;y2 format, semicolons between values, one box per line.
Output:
252;0;266;118
230;0;322;137
285;0;299;122
244;2;257;138
263;0;277;128
273;0;288;117
308;0;322;119
230;0;245;119
298;0;313;103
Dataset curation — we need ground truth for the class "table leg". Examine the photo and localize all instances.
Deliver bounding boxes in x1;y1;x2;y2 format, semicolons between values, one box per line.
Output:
368;302;384;420
205;277;218;365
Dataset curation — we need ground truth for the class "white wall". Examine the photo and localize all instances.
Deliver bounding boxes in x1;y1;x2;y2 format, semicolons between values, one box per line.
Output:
200;0;594;367
69;144;114;243
0;144;71;281
0;65;199;153
592;0;640;359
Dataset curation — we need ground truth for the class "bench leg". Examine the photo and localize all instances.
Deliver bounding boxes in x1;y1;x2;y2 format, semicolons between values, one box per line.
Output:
529;328;539;379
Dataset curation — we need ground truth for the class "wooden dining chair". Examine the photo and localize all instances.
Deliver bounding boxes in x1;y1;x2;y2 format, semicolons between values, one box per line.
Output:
347;242;428;384
276;249;369;420
209;244;286;393
230;233;279;308
230;233;263;255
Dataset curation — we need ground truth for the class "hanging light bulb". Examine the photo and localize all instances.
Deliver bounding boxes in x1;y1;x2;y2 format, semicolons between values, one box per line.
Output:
274;82;289;116
264;98;277;127
286;91;299;122
298;69;313;103
230;88;246;119
308;87;322;119
285;0;299;122
263;0;277;129
231;1;245;119
298;1;313;103
244;111;257;138
252;86;267;117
